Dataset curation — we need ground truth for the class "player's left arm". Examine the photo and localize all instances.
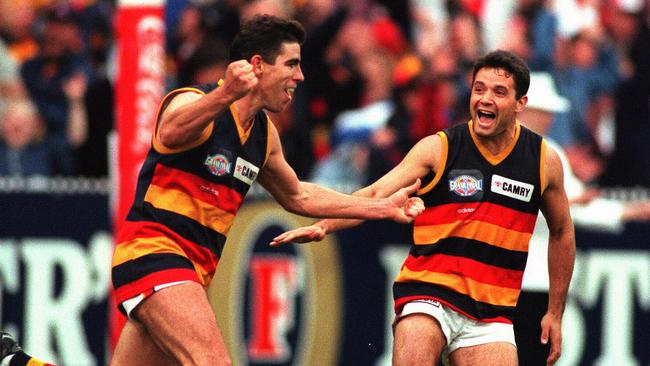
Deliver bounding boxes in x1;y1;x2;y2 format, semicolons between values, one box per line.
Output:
539;143;576;365
256;123;421;223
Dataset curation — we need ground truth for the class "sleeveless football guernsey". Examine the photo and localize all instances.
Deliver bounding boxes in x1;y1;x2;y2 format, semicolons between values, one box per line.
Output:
112;83;271;307
394;121;545;324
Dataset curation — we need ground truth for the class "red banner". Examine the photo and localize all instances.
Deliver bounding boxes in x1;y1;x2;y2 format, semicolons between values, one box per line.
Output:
113;0;165;348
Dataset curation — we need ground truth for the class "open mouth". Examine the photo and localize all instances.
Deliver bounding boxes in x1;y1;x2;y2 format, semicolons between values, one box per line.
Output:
285;87;295;98
477;109;496;125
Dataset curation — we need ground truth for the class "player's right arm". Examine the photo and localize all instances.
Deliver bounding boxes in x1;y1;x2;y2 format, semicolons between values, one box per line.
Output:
270;133;442;246
156;60;257;150
539;144;576;365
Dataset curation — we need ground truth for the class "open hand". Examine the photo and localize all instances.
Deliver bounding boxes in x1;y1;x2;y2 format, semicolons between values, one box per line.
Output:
269;225;326;247
540;312;562;365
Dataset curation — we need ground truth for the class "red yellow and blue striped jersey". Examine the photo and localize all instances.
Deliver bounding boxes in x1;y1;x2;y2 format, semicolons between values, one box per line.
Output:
112;83;272;303
394;121;545;324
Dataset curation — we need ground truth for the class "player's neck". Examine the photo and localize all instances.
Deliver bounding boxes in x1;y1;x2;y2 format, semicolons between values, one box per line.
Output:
232;98;257;131
472;122;518;156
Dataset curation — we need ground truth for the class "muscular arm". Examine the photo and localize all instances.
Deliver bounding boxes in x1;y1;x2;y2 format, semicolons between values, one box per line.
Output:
157;60;257;150
539;144;576;364
268;134;440;245
257;124;426;223
317;134;440;232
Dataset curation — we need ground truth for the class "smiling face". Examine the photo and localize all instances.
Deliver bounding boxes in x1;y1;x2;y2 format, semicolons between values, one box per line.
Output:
469;67;527;140
256;42;304;113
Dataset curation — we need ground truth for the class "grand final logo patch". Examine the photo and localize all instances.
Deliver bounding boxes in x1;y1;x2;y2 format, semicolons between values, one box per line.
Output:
205;153;231;176
449;170;484;198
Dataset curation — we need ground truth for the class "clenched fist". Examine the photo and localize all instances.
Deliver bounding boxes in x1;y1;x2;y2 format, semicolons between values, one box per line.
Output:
221;60;259;101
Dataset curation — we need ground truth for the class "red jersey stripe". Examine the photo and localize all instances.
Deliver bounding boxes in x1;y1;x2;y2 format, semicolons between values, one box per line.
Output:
414;202;537;233
402;253;523;289
395;267;520;307
114;221;218;282
116;220;178;243
151;164;243;214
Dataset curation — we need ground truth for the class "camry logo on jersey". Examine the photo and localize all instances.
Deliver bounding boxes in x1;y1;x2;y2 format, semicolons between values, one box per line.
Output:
234;157;259;185
491;174;534;202
204;154;231;176
449;175;483;197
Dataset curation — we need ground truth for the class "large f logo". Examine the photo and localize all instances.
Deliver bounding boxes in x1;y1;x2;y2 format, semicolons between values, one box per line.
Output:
247;255;299;362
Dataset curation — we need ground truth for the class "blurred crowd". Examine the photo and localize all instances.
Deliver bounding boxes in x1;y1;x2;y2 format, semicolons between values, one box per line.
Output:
0;0;648;191
0;0;112;177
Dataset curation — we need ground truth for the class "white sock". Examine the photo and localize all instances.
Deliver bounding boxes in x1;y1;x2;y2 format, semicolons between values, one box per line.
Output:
1;354;14;366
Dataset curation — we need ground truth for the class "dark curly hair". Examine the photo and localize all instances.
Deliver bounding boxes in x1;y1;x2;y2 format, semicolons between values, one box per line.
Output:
472;50;530;100
229;14;305;64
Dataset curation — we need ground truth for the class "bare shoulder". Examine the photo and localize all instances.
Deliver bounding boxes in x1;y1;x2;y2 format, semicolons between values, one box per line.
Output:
542;141;565;192
418;133;443;148
267;118;280;138
408;134;442;158
161;90;204;117
403;133;444;172
258;119;288;178
265;119;283;157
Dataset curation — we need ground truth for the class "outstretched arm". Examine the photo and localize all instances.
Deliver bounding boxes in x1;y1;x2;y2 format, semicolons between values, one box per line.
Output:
268;134;442;246
258;123;426;224
539;145;576;365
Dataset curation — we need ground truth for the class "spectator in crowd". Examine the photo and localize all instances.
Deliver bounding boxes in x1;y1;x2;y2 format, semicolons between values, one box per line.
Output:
515;71;650;365
514;0;559;71
492;0;558;72
366;47;461;185
287;0;353;178
168;3;211;82
448;5;483;73
424;42;470;127
599;0;650;187
176;38;230;87
365;58;424;185
20;11;94;175
0;0;644;185
69;0;114;64
550;27;620;183
310;11;404;190
166;0;240;61
66;1;115;178
0;98;52;176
